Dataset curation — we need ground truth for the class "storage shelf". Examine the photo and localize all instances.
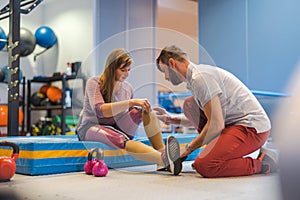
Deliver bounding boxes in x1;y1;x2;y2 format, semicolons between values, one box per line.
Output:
27;74;79;135
31;74;77;83
30;105;72;110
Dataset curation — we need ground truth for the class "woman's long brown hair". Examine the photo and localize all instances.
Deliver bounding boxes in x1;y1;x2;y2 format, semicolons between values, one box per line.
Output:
100;48;132;103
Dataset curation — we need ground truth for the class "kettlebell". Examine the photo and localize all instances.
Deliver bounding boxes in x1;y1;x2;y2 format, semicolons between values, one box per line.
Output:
0;141;19;181
84;148;108;177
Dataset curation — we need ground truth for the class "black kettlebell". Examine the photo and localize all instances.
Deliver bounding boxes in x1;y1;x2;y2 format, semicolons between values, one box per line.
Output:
0;141;19;181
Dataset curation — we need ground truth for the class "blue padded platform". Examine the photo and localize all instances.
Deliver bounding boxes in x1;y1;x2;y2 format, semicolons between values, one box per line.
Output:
0;134;201;175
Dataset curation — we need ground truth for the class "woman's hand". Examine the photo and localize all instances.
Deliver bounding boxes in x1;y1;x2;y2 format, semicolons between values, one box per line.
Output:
153;106;172;124
130;99;151;113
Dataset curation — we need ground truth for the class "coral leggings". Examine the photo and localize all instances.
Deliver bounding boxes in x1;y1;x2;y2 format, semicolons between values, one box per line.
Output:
85;108;142;149
183;96;270;177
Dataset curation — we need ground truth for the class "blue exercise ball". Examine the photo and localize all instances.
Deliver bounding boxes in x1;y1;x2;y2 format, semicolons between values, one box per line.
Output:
35;26;57;48
19;28;36;57
1;65;23;83
0;27;7;51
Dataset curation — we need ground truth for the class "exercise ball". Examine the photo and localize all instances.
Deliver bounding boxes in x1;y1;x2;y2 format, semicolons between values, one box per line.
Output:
31;92;46;107
46;86;62;103
39;84;50;95
0;27;7;51
1;66;23;83
0;105;24;126
19;28;36;57
35;26;57;48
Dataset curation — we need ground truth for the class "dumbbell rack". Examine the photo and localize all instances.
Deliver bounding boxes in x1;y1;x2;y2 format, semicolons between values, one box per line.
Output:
26;74;76;135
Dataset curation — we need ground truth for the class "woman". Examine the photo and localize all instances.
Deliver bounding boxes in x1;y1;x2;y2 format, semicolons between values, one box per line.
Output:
76;48;182;175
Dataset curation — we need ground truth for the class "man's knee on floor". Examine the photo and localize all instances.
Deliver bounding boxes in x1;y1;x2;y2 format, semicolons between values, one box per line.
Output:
194;156;223;178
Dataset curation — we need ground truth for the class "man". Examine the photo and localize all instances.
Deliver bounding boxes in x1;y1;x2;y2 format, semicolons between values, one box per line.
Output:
154;45;277;178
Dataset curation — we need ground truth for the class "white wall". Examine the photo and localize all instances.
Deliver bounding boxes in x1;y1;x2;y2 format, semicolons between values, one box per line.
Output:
39;0;94;75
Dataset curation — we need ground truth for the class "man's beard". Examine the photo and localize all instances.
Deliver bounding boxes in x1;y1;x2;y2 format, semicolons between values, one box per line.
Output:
169;67;183;85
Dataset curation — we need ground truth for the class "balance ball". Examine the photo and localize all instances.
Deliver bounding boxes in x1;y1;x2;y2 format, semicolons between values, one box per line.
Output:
35;26;57;48
0;27;7;51
0;105;24;126
19;28;36;57
1;66;23;83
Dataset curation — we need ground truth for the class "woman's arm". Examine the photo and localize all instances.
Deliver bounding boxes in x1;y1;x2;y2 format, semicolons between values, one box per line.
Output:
87;78;151;118
100;99;151;117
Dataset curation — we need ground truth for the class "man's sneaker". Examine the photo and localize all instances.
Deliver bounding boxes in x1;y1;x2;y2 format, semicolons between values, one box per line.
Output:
257;147;279;174
157;156;187;172
162;136;182;175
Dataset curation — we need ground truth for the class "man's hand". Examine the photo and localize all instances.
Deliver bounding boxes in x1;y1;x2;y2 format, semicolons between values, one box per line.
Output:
153;106;172;124
180;146;192;158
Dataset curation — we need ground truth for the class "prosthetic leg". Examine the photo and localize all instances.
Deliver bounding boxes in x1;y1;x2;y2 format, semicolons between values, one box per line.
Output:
124;110;166;166
142;110;165;152
125;140;164;166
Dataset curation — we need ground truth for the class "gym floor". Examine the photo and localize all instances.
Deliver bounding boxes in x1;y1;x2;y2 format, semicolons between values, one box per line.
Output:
0;161;282;200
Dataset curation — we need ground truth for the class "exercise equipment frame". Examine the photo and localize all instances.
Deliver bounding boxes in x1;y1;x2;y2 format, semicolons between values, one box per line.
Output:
0;0;43;136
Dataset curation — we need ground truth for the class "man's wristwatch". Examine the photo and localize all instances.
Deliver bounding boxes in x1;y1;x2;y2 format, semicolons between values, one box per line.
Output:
185;143;193;153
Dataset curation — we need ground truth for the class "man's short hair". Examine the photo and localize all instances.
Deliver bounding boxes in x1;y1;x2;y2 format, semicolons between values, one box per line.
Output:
156;45;187;71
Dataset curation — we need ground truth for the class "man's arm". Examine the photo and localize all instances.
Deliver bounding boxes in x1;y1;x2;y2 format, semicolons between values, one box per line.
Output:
153;106;192;127
181;95;225;156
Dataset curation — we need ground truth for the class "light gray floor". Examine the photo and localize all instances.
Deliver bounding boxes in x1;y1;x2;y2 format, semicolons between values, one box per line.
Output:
0;161;282;200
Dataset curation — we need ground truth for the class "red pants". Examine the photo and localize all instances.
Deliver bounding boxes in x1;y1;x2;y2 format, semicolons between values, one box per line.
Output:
183;96;270;178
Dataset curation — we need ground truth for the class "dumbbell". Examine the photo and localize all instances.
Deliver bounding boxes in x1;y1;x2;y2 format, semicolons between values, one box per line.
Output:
0;141;19;181
84;148;108;177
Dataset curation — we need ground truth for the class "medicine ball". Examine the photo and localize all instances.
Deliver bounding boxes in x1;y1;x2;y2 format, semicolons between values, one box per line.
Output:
31;92;46;107
46;86;62;103
1;66;23;83
19;28;36;57
35;26;57;48
0;105;24;126
0;27;7;51
39;84;50;95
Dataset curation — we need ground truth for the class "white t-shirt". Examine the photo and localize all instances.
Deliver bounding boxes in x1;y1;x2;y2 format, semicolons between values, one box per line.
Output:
186;63;271;133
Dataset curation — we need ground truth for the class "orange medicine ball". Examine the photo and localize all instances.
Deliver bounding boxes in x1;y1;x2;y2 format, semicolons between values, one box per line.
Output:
39;84;50;95
46;86;62;103
0;105;24;126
